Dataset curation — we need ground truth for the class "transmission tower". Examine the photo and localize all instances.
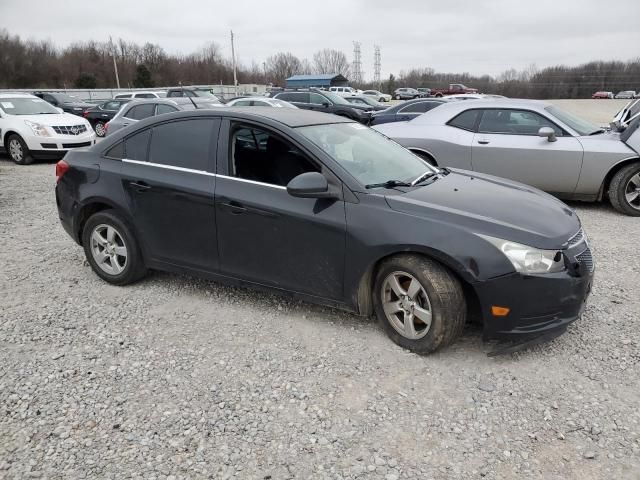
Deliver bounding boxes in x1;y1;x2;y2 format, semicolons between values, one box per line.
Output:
352;41;362;85
373;45;381;87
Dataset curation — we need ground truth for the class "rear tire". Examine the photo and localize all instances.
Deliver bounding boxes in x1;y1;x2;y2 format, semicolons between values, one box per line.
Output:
82;210;147;285
6;134;33;165
373;254;466;354
609;162;640;216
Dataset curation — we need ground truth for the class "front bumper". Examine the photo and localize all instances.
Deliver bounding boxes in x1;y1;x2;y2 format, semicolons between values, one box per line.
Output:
475;268;593;340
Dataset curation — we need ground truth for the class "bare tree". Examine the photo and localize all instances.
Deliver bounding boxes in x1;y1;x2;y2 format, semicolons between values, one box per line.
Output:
313;49;351;77
265;52;303;86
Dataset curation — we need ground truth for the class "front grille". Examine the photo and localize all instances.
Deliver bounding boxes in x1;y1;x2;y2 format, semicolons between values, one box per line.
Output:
40;143;57;149
62;142;91;149
576;247;594;273
568;228;584;248
52;125;87;135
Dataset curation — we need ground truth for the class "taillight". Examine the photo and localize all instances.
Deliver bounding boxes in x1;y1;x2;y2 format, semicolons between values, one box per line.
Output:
83;111;89;118
55;160;70;183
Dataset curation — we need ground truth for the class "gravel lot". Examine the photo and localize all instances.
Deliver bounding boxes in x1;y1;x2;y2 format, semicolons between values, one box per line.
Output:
1;153;639;479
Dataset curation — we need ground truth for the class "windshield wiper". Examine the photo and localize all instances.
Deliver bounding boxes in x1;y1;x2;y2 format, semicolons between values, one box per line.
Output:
589;129;605;135
410;170;438;186
365;179;412;189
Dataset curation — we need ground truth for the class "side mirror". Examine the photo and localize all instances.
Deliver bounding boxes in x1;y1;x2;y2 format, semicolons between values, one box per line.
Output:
322;102;330;108
287;172;334;199
55;107;64;114
538;126;557;142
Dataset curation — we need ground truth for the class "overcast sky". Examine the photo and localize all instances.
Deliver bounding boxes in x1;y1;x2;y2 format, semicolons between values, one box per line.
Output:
1;0;638;78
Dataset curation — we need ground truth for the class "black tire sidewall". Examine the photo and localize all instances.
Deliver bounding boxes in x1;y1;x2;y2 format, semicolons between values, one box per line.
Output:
610;163;640;216
7;134;33;165
82;211;145;285
373;257;461;354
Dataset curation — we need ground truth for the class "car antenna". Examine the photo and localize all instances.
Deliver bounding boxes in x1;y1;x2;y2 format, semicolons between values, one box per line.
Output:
181;82;199;110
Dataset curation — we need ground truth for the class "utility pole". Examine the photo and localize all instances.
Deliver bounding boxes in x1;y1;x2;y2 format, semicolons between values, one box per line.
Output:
109;36;120;89
374;45;381;89
230;30;238;95
352;41;362;85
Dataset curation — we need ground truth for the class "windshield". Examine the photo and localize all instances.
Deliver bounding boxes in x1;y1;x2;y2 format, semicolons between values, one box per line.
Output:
52;93;82;103
0;97;60;115
319;91;351;105
193;89;218;99
545;105;600;135
297;123;437;187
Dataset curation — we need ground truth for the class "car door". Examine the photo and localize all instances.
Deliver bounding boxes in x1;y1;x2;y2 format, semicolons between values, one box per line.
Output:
120;117;221;270
471;108;584;195
214;120;346;300
275;92;312;110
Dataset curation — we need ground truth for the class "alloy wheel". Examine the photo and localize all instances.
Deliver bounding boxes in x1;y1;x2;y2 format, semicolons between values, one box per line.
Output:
624;173;640;211
381;271;433;340
95;122;106;137
90;224;128;275
8;139;23;162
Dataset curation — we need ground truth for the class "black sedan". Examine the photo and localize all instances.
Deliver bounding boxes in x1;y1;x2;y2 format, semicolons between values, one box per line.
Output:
82;99;131;137
369;98;451;126
33;92;93;116
55;109;593;354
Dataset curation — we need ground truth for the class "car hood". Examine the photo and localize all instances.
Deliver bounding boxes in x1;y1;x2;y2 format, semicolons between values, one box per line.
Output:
577;131;639;155
384;169;580;249
16;113;90;126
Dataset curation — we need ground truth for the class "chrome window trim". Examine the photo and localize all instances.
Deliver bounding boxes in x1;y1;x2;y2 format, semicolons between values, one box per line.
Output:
121;158;287;190
122;158;216;177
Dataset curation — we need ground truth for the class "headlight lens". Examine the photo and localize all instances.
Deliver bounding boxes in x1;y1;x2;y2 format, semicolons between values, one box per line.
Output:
24;120;51;137
480;234;565;274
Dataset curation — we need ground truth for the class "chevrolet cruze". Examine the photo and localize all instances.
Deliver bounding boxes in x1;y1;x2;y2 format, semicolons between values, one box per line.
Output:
55;108;593;354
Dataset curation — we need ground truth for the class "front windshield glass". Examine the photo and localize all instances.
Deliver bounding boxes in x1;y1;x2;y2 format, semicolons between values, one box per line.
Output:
193;89;217;98
52;93;81;103
319;91;350;105
545;105;600;135
297;123;437;187
0;97;60;115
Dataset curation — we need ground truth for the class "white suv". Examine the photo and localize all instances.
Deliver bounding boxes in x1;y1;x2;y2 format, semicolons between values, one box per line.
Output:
0;93;96;165
328;86;361;97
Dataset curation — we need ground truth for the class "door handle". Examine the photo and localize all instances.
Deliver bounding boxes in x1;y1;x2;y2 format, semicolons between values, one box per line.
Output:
477;139;490;145
221;201;247;214
129;181;151;192
122;123;129;127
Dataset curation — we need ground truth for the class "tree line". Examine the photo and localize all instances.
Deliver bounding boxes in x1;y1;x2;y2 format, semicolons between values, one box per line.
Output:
1;29;638;98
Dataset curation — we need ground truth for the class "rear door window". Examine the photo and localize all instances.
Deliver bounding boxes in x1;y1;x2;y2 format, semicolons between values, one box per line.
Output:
399;102;436;113
124;129;151;161
149;118;218;171
156;104;178;115
125;104;155;120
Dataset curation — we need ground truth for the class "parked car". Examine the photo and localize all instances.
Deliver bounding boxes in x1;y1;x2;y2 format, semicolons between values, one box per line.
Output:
114;91;164;100
445;94;506;100
373;99;640;215
267;88;372;123
55;108;593;354
592;91;614;99
328;86;360;97
105;97;224;136
393;88;421;100
615;91;636;99
430;83;479;97
33;92;93;116
82;99;131;137
226;97;297;108
361;90;392;102
0;93;96;164
166;87;225;103
343;95;387;111
369;98;451;126
417;88;431;97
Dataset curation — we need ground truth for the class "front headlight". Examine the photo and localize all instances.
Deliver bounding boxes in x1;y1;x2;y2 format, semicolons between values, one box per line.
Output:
24;120;51;137
480;234;565;274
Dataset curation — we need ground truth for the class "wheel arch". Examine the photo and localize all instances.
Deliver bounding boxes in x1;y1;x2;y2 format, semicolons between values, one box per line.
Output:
75;198;137;246
407;147;438;166
354;248;481;323
2;129;25;148
598;156;640;200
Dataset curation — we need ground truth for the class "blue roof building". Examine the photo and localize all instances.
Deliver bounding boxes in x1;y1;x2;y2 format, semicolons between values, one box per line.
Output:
285;73;349;88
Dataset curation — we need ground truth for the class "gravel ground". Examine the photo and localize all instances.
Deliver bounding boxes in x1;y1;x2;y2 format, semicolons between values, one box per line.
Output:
1;159;639;480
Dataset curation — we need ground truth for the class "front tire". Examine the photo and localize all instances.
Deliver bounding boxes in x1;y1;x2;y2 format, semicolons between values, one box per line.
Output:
82;210;147;285
609;162;640;216
373;254;466;354
6;134;33;165
395;95;401;100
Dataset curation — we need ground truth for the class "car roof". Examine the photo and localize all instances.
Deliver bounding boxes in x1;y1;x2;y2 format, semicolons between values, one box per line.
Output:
412;98;552;124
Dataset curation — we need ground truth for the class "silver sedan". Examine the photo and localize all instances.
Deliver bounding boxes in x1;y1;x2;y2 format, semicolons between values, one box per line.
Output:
373;99;640;215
